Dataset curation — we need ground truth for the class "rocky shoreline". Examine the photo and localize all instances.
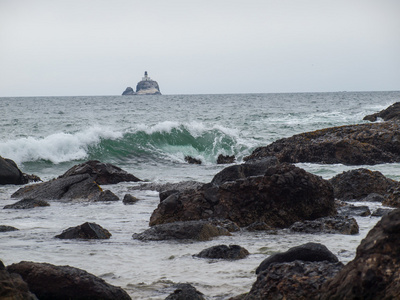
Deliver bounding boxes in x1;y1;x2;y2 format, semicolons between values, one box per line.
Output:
1;103;400;299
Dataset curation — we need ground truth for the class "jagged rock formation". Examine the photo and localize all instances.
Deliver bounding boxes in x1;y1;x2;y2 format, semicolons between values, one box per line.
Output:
363;102;400;122
122;71;161;95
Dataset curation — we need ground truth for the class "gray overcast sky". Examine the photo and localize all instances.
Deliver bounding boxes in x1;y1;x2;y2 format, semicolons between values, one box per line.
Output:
0;0;399;96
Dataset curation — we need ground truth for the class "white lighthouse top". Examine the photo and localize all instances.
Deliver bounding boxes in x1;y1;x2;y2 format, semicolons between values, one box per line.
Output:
142;71;151;81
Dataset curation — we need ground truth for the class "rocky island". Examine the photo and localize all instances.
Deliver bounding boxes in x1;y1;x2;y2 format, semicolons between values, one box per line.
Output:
122;71;161;95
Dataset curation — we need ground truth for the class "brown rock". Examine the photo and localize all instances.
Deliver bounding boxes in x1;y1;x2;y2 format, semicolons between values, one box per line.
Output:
244;122;400;165
7;261;131;300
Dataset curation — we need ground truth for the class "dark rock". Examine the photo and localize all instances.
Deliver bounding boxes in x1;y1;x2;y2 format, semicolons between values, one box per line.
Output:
122;87;135;95
382;185;400;207
337;204;371;217
245;221;274;232
7;261;131;300
211;157;278;186
55;222;112;239
60;160;141;184
131;180;203;192
184;156;202;164
255;242;339;275
165;283;205;300
0;225;19;232
246;260;344;300
0;156;40;185
11;174;119;203
371;207;393;217
320;208;400;299
4;198;50;209
363;102;400;122
361;193;385;202
209;219;241;232
132;220;231;241
0;260;37;300
217;154;235;164
289;216;359;235
123;194;139;205
150;162;336;229
329;168;399;201
195;244;249;260
136;73;161;95
244;122;400;165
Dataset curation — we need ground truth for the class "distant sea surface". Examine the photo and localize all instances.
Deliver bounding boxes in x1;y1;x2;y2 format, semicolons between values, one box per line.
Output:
1;91;399;299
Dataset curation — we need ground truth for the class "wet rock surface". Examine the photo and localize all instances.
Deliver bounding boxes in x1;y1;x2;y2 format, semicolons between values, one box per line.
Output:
255;242;339;275
363;102;400;122
217;154;235;164
329;168;399;201
3;198;50;209
244;122;400;165
165;283;205;300
245;260;344;300
0;260;37;300
195;245;249;260
132;220;231;241
7;261;131;300
150;162;336;229
55;222;112;239
319;208;400;299
289;216;359;235
0;156;40;185
0;225;19;232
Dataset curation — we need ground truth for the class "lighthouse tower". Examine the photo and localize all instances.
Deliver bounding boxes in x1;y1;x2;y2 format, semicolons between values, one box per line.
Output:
142;71;151;81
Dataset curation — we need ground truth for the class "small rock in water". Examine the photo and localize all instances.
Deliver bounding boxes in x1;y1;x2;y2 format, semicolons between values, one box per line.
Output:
55;222;112;239
184;156;202;164
0;225;19;232
123;194;139;205
4;198;50;209
217;154;235;164
195;244;249;260
165;283;205;300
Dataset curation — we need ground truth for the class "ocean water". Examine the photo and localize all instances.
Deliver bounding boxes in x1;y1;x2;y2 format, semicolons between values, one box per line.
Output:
1;91;399;299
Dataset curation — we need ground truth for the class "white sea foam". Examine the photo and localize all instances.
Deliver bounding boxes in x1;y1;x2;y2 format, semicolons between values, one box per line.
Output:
0;126;122;164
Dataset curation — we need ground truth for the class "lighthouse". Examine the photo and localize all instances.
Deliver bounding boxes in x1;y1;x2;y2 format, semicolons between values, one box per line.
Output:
142;71;151;81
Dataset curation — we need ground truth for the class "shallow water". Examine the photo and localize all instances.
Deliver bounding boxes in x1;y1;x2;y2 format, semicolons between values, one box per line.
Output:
0;91;399;298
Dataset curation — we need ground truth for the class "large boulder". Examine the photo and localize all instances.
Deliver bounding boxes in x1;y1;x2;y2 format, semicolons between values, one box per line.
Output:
11;174;118;202
10;161;139;202
244;260;344;300
329;168;400;202
244;122;400;165
363;102;400;122
319;208;400;299
59;160;141;185
55;222;112;239
0;156;40;185
7;261;131;300
132;220;231;241
0;260;37;300
255;242;339;275
150;162;336;229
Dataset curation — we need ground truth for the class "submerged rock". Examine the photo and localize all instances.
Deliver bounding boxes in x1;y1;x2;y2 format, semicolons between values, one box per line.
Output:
244;122;400;165
165;283;205;300
132;220;231;241
195;245;249;260
4;198;50;209
289;216;359;235
255;242;339;275
320;208;400;299
7;261;131;300
363;102;400;122
217;154;235;164
0;225;19;232
184;156;202;164
55;222;112;239
150;161;335;229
